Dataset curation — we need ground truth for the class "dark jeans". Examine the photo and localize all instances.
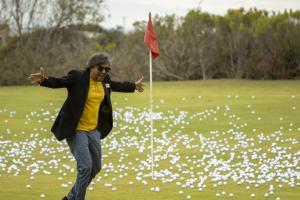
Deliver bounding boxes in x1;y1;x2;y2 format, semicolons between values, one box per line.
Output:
66;129;102;200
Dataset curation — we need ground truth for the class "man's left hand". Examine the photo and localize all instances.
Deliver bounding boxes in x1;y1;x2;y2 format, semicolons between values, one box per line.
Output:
135;76;144;93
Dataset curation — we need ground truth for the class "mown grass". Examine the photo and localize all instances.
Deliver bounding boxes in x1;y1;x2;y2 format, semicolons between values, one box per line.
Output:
0;79;300;200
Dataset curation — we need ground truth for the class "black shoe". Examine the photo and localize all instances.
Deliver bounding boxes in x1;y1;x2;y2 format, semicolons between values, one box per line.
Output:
62;197;68;200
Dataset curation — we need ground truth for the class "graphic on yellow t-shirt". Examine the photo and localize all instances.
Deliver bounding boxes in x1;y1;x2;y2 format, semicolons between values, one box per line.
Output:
76;79;105;131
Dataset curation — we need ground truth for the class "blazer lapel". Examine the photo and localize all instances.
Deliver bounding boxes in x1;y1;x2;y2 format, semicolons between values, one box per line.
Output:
101;82;111;108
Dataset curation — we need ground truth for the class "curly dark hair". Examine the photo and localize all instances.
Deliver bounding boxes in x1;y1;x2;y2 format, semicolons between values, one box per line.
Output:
87;53;111;69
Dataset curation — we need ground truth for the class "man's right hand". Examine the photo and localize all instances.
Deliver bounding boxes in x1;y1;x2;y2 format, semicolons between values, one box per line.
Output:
28;67;45;84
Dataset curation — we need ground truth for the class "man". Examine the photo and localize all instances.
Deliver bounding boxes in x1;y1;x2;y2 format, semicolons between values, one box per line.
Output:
28;53;144;200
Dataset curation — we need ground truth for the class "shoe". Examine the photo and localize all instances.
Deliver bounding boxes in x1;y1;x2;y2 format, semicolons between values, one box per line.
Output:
62;197;68;200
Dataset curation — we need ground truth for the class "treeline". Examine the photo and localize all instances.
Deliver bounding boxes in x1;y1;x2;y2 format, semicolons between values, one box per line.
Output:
0;0;105;85
116;8;300;81
0;3;300;85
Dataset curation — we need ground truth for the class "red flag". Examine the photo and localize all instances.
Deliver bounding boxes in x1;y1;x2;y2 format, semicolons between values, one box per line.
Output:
144;13;159;59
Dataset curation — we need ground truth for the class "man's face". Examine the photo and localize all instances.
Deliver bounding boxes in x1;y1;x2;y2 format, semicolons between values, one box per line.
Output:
90;65;111;81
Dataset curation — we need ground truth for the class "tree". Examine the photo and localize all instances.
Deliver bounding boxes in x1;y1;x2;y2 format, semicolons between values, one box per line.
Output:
0;0;106;85
0;0;105;36
181;10;217;80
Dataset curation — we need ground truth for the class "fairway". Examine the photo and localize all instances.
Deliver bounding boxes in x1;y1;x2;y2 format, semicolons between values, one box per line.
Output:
0;80;299;200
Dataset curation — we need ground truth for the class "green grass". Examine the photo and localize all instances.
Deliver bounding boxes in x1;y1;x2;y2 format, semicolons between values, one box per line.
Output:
0;79;300;200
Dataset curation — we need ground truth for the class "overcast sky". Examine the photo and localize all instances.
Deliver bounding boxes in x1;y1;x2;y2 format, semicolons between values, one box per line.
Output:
101;0;300;30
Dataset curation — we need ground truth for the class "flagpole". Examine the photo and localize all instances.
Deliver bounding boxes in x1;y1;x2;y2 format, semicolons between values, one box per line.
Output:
144;12;158;180
149;50;154;179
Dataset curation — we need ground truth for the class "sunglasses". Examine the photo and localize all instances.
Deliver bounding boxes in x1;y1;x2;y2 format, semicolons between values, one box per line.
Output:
97;66;111;73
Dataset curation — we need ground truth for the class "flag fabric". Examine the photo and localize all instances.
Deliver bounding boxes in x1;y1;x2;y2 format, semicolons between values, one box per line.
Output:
144;13;159;59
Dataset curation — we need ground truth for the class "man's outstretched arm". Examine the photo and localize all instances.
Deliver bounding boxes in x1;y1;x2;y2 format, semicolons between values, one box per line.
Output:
105;76;144;93
28;67;77;88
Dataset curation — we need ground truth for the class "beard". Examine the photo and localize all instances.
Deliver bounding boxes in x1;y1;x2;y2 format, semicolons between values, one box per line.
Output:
96;73;106;81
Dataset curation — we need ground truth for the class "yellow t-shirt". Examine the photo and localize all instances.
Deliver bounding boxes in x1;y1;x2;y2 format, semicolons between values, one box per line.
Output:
76;78;105;131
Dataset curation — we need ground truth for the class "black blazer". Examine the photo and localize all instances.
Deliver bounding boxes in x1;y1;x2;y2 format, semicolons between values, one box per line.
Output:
40;69;135;141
